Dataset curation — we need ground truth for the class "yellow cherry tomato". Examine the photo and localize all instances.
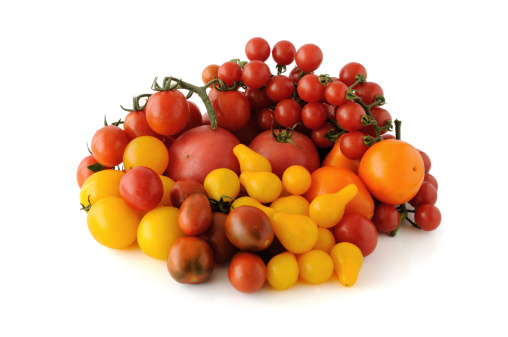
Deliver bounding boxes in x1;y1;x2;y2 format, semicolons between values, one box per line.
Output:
270;195;310;216
282;165;312;195
87;196;140;249
137;206;186;260
123;136;169;174
79;170;125;208
297;249;334;284
232;196;276;218
330;242;363;287
313;227;336;254
267;251;299;290
233;144;272;173
270;213;318;254
239;171;282;204
203;168;240;202
158;175;175;206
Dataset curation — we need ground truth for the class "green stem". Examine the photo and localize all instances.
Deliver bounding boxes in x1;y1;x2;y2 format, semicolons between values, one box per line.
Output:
395;119;402;140
390;203;407;237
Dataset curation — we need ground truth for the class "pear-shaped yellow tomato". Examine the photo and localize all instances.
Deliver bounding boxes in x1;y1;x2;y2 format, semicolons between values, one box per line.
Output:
204;168;240;202
282;165;312;195
267;251;299;290
309;184;358;228
329;242;363;287
123;136;169;174
239;171;283;203
312;227;336;254
233;144;272;173
270;213;318;254
270;195;310;216
231;196;276;218
297;249;334;284
79;170;125;208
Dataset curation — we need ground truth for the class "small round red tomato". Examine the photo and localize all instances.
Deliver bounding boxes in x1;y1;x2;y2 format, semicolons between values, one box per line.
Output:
333;213;378;257
301;102;328;130
335;101;365;132
354;82;384;105
288;67;309;85
245;37;270;62
91;125;129;168
409;181;438;208
124;109;164;141
295;43;323;72
325;81;348;106
256;108;276;131
414;204;441;231
244;87;273;111
169;179;208;208
297;74;326;103
275;99;302;128
210;90;251;132
339;62;367;86
372;203;400;233
360;106;392;137
272;40;296;66
145;89;190;136
265;75;295;102
424;173;438;190
200;212;239;264
167;237;214;284
419;150;432;173
340;131;370;160
242;60;271;89
228;252;266;293
218;61;243;86
119;166;163;212
178;193;213;236
310;122;337;149
225;205;274;251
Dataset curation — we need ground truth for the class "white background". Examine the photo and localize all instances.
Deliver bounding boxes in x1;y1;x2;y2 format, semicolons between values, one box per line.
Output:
1;0;507;336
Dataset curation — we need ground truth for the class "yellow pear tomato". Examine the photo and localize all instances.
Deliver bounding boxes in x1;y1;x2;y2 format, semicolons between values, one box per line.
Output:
267;251;299;290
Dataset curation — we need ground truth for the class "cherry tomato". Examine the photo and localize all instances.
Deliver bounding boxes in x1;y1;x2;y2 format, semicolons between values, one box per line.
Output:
310;122;337;149
295;43;323;72
91;125;129;167
225;205;274;251
265;75;295;102
210;90;251;132
169;179;207;208
245;37;270;62
360;106;392;137
200;212;239;264
79;170;125;207
424;173;438;190
297;74;326;103
288;66;308;85
266;251;299;290
242;60;271;89
172;101;203;138
202;64;219;84
414;204;441;231
339;62;367;86
123;136;169;175
218;61;243;86
256;108;276;131
333;213;378;257
325;81;348;106
77;155;106;188
120;166;163;212
419;150;432;173
297;249;334;284
244;87;273;111
409;181;438;208
275;99;302;128
167;237;214;284
178;193;212;236
335;101;365;132
340;131;370;160
228;252;266;293
145;89;190;136
124;109;164;141
372;203;400;233
301;102;328;130
354;82;384;105
272;40;296;66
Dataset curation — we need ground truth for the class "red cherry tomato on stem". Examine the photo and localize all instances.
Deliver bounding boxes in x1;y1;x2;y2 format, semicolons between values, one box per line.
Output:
272;40;296;66
297;74;326;103
218;61;243;86
242;60;271;89
275;99;302;128
301;102;328;130
145;90;190;136
210;90;251;132
265;75;295;102
339;62;367;86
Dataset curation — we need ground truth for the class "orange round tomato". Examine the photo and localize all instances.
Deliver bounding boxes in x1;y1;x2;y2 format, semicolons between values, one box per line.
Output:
303;166;375;219
358;139;424;205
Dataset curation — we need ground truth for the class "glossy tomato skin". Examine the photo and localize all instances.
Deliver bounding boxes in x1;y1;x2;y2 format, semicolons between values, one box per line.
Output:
166;125;241;185
91;125;129;168
167;237;214;284
200;212;239;264
172;101;203;138
248;129;320;179
178;193;213;236
210;91;251;132
119;166;163;212
228;252;266;293
145;90;190;136
333;213;378;257
77;155;107;188
225;205;274;251
124;109;164;141
170;179;207;208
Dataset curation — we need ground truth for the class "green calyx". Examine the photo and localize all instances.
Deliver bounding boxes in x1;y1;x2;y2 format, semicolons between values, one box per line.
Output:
120;93;152;112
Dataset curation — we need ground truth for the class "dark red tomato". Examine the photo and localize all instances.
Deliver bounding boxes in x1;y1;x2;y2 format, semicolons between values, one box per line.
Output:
354;82;384;106
167;237;214;284
170;179;207;208
166;125;241;185
245;37;270;62
202;64;219;84
297;74;326;103
256;108;276;131
419;150;432;173
119;166;163;212
288;67;310;85
372;204;400;233
225;206;274;251
242;60;271;89
145;90;190;136
178;193;213;236
249;129;320;179
228;251;266;293
77;155;107;188
414;204;441;231
335;101;365;132
295;43;323;73
310;122;336;149
340;131;370;160
244;87;273;111
339;62;367;86
200;212;239;264
272;40;296;66
124;109;164;141
210;90;251;132
325;81;348;106
265;75;295;102
274;99;302;128
409;181;438;208
360;106;392;137
218;61;243;86
424;173;438;191
233;112;263;145
381;134;396;140
173;101;203;138
333;213;378;257
301;102;328;130
91;125;129;167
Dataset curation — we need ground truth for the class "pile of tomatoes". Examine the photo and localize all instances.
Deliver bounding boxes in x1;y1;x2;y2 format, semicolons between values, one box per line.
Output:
77;37;441;293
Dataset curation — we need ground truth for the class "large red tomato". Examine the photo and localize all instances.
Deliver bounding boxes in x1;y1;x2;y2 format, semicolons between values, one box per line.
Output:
248;129;320;178
166;125;241;184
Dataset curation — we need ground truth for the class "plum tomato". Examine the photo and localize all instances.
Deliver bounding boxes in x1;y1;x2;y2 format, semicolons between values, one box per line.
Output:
167;237;214;284
210;90;251;132
295;43;323;73
200;212;239;264
228;251;266;293
339;62;367;86
145;89;190;136
178;193;213;236
91;125;129;168
119;166;164;213
245;37;270;62
242;60;271;89
297;74;326;103
272;40;296;66
225;205;274;251
333;213;378;257
170;179;208;209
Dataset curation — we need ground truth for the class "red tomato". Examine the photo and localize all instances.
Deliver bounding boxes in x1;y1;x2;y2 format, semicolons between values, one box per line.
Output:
245;37;270;62
173;101;203;138
333;213;378;257
202;64;219;84
372;204;400;233
242;60;271;89
340;131;370;160
265;75;295;102
297;74;326;103
301;102;328;130
178;193;213;236
256;108;276;131
145;90;190;136
124;109;164;141
228;252;266;293
170;179;208;208
77;155;106;188
354;82;384;105
244;87;273;111
233;112;263;145
210;90;251;132
360;106;392;137
272;40;296;66
310;122;336;149
335;101;365;132
324;81;348;106
295;43;323;72
119;166;163;212
274;99;302;128
91;125;129;167
218;61;243;86
200;212;239;264
167;237;214;284
339;62;367;86
166;125;241;185
414;204;441;231
225;206;274;251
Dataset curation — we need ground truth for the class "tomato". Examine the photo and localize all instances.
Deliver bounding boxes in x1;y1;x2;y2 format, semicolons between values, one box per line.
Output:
137;206;185;260
242;60;271;89
203;168;240;202
245;37;270;62
419;150;432;173
266;251;299;290
270;195;310;216
301;102;328;130
321;135;361;173
166;125;241;184
360;106;391;137
87;196;140;249
119;166;163;212
272;40;296;66
210;90;251;132
358;139;425;205
297;74;326;103
313;227;336;253
124;109;163;142
281;165;312;196
249;129;320;179
225;205;274;251
288;66;309;85
199;212;239;264
340;131;370;160
202;64;219;84
228;252;266;293
172;101;203;138
91;125;129;167
335;101;365;132
240;171;282;203
123;136;169;175
339;62;367;86
274;99;302;127
256;108;276;131
265;75;295;102
333;213;378;257
167;237;214;284
424;173;438;190
169;179;207;208
145;89;190;136
295;43;323;73
414;204;441;231
233;111;263;145
218;61;243;86
325;81;348;106
372;203;400;233
158;175;175;206
354;82;384;106
310;122;336;149
330;242;363;287
77;155;106;188
178;193;212;236
244;87;273;111
409;181;437;208
297;249;334;284
79;170;125;207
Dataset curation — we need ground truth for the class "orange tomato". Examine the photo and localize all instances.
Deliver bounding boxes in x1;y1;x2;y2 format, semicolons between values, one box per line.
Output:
303;166;375;219
358;139;424;205
321;135;360;174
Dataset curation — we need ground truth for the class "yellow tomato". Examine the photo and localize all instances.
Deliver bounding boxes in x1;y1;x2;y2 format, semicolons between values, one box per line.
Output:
232;196;276;218
270;213;318;254
204;168;240;202
137;206;185;260
239;171;282;204
79;170;125;208
297;249;334;284
313;228;336;254
270;195;310;216
329;242;363;287
267;251;299;290
123;136;169;174
87;196;140;249
282;165;312;195
158;175;175;206
233;144;272;173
